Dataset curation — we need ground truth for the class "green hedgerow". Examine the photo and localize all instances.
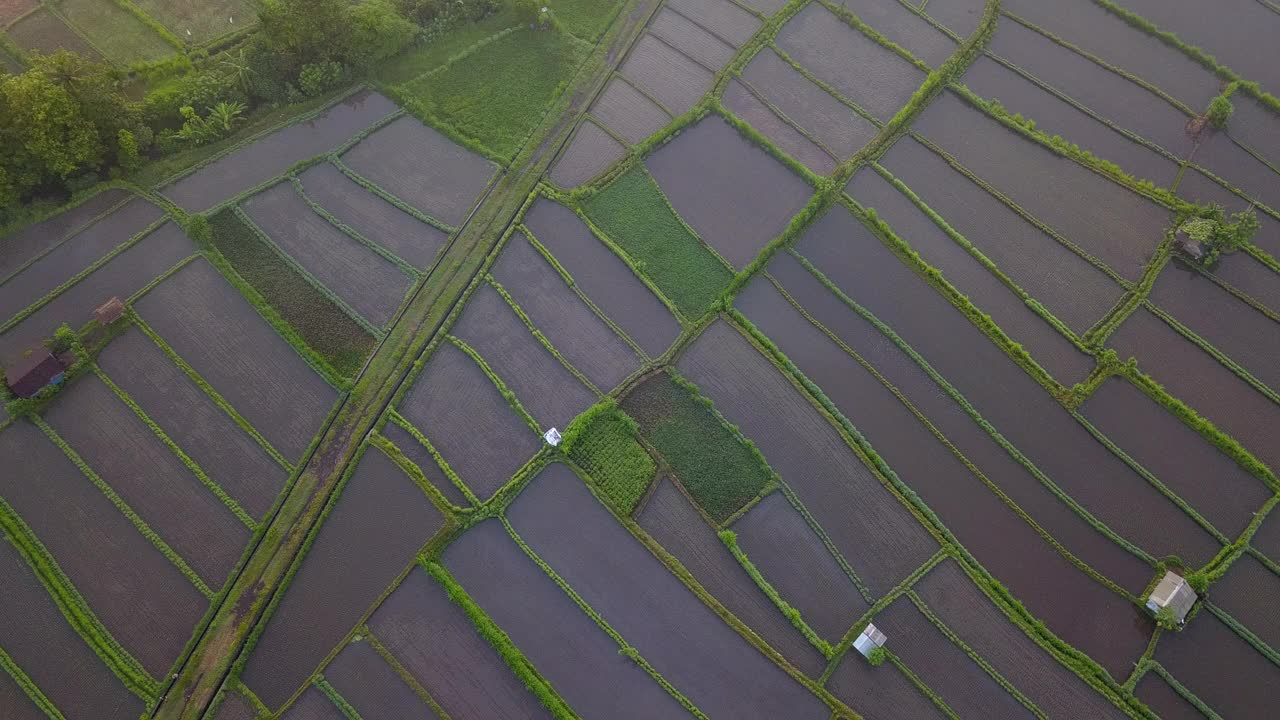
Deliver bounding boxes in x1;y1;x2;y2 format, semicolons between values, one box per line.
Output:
562;399;656;516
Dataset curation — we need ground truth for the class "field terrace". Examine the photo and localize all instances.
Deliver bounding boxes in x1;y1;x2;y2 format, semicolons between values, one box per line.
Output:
5;0;1280;718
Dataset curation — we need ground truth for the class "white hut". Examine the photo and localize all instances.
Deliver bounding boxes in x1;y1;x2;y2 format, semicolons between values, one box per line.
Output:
1146;571;1197;625
853;623;887;659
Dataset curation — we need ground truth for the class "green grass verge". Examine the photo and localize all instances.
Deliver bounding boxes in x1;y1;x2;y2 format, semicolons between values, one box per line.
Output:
375;9;521;85
582;166;732;319
621;370;775;524
390;25;590;162
561;399;656;516
553;0;625;42
719;528;833;657
206;208;375;379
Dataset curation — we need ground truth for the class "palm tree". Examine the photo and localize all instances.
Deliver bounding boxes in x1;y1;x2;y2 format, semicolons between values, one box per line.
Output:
206;101;246;133
219;49;256;95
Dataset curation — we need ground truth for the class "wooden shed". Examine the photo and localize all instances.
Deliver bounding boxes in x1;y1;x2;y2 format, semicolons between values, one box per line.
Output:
94;296;126;325
5;351;66;398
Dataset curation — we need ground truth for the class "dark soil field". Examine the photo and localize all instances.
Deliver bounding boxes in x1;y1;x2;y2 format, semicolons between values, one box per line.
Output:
740;47;878;160
646;116;811;269
0;188;127;281
1192;130;1280;216
365;568;548;718
396;342;543;499
1155;608;1280;718
341;115;498;227
796;207;1222;570
912;92;1171;281
242;182;413;327
44;374;251;586
492;232;642;391
297;162;449;270
637;478;827;677
736;272;1153;670
1209;552;1280;651
1133;671;1203;720
590;77;673;144
678;321;939;595
379;421;471;508
0;531;145;719
666;0;759;46
0;220;194;368
1253;515;1280;567
619;34;714;115
960;56;1177;184
0;197;161;322
920;0;984;37
723;79;837;175
985;17;1195;158
1119;0;1280;93
321;640;441;719
1079;377;1271;538
1210;252;1280;318
523;199;680;359
449;283;598;428
0;421;209;676
280;687;345;720
733;493;867;643
7;7;103;60
915;560;1131;719
826;646;948;720
1108;307;1280;472
550;120;626;188
506;463;830;718
135;259;339;462
876;596;1034;719
211;691;259;720
444;519;689;719
840;0;955;67
163;90;398;212
0;0;37;25
760;250;1153;595
1229;94;1280;169
775;3;926;121
846;163;1096;382
1000;0;1219;109
874;135;1124;335
98;327;285;522
241;447;444;711
649;8;735;69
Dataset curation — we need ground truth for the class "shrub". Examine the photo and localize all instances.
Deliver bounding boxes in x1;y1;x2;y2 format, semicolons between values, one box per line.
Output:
562;399;656;516
1206;93;1234;128
1154;606;1179;631
298;61;347;98
117;129;141;173
867;646;888;667
346;0;418;69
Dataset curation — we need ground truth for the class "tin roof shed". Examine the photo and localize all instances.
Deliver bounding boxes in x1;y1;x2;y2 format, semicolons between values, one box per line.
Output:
1146;571;1197;625
853;623;887;659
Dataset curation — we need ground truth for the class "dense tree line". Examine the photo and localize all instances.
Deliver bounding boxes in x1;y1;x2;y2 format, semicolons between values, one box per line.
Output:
0;0;502;225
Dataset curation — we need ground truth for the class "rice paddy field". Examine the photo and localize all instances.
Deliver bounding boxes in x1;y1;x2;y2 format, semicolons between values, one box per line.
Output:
2;0;1280;718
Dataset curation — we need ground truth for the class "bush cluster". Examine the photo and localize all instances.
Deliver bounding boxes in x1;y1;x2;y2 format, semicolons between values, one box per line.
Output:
561;399;656;516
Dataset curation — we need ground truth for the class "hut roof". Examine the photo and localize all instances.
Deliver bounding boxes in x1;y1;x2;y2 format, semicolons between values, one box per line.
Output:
1146;571;1197;624
94;296;125;324
5;350;65;398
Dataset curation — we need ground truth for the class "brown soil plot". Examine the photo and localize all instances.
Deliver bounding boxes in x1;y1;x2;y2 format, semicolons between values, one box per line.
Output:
379;421;471;508
549;120;626;189
619;33;714;116
666;0;760;47
722;79;837;176
0;189;128;282
321;639;444;719
590;77;672;144
648;7;735;70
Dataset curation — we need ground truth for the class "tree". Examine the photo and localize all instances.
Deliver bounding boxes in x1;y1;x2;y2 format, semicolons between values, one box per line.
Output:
1206;93;1234;129
258;0;351;75
30;52;138;167
346;0;417;69
866;647;888;667
0;70;103;196
219;48;257;96
117;129;142;173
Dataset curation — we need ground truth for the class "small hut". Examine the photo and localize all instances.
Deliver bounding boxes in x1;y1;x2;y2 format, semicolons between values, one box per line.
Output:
1147;571;1197;625
94;296;125;325
543;427;562;446
853;623;887;659
5;350;66;398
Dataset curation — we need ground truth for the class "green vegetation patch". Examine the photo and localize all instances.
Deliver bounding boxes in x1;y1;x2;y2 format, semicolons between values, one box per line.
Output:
394;25;588;162
206;208;375;378
622;371;774;523
583;166;732;320
550;0;622;42
562;399;656;516
58;0;174;66
126;0;254;45
375;8;519;85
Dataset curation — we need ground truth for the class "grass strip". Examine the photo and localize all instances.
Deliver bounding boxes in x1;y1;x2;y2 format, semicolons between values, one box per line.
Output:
387;412;481;506
445;333;542;434
367;432;465;519
719;529;833;657
288;175;422;278
128;311;293;472
203;208;374;382
500;517;710;720
1145;662;1224;720
423;561;580;719
486;274;608;394
621;370;776;524
314;677;364;720
362;629;455;720
889;652;962;719
0;495;158;701
560;399;656;516
582;165;733;319
0;644;65;720
328;157;458;237
34;416;214;598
